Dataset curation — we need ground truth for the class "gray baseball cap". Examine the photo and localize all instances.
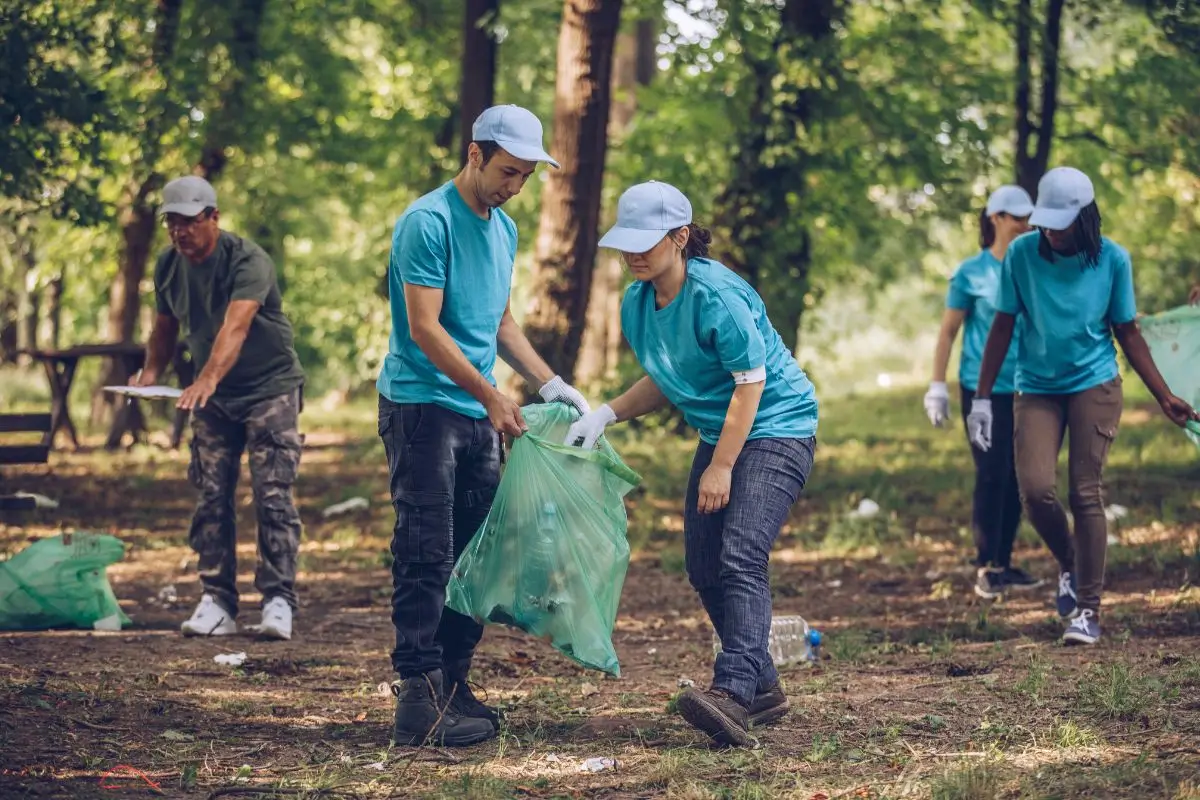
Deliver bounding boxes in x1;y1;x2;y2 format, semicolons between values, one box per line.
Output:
159;176;218;217
472;105;559;168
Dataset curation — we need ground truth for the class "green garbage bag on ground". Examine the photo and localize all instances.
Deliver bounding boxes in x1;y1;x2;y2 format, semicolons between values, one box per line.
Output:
446;403;641;676
0;532;131;630
1139;304;1200;450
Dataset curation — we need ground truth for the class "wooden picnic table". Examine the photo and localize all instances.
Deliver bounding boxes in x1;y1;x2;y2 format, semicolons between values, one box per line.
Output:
19;342;194;451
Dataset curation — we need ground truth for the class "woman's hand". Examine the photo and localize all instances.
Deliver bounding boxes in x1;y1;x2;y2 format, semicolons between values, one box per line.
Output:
1158;392;1200;428
697;465;732;514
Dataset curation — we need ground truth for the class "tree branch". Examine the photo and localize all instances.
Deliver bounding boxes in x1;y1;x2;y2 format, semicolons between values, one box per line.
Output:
1033;0;1065;178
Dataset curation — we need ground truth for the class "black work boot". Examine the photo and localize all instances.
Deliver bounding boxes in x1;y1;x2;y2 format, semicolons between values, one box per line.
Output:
444;659;501;729
391;669;495;747
676;687;756;747
747;681;789;727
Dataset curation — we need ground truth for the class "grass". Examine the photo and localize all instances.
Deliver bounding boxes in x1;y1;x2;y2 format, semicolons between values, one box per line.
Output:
930;762;1002;800
2;382;1198;800
1052;719;1102;748
1081;662;1161;720
1014;652;1050;704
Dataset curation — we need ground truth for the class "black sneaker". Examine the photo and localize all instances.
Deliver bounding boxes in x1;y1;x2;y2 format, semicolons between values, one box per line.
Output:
747;682;789;727
1000;566;1044;591
676;687;755;747
973;567;1005;600
391;669;496;747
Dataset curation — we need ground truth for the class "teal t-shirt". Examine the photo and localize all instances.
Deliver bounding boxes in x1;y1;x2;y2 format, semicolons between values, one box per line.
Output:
946;250;1018;394
377;181;517;418
620;258;819;444
995;233;1137;394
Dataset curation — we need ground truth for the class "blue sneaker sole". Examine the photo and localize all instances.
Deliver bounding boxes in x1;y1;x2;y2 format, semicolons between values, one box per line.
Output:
1062;631;1099;645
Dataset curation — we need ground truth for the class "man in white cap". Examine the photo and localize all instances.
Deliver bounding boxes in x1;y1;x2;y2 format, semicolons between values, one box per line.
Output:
379;104;590;747
136;175;305;642
968;166;1198;647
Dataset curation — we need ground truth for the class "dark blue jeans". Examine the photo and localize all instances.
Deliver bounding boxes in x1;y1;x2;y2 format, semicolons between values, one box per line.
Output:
379;396;501;678
960;388;1022;568
684;436;815;705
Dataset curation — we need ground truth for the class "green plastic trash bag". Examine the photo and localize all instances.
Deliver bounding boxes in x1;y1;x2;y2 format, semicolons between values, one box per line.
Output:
0;532;131;630
446;403;641;676
1139;304;1200;450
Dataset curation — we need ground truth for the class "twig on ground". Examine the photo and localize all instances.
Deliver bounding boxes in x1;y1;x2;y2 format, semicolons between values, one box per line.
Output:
66;715;128;732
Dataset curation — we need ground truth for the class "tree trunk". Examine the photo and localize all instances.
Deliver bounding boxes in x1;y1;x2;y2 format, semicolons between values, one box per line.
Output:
15;221;39;356
519;0;624;392
715;0;838;353
47;272;63;350
458;0;500;165
197;0;270;182
1015;0;1065;195
577;18;654;387
95;0;183;435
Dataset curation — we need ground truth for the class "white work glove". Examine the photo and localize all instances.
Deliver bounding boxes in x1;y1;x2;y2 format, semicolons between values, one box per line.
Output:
967;397;993;451
924;381;951;427
563;404;617;449
538;375;591;416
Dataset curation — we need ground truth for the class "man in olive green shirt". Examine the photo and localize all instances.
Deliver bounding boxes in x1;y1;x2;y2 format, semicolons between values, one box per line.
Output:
136;175;305;641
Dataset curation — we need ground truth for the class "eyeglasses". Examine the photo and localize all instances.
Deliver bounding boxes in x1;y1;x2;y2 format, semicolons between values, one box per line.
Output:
164;209;214;232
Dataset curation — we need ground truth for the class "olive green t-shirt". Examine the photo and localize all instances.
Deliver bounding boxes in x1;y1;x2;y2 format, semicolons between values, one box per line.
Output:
154;231;304;418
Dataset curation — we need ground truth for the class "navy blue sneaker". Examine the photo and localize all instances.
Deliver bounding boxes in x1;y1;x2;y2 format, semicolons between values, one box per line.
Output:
1056;571;1078;619
974;568;1005;600
1000;566;1044;591
1062;608;1100;645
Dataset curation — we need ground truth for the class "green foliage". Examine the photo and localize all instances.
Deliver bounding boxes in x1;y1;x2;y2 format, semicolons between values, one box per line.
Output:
0;0;123;223
3;0;1200;393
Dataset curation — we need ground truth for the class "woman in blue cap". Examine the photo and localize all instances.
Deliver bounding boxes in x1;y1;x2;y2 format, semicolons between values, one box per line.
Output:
924;185;1042;600
565;181;819;746
969;166;1200;646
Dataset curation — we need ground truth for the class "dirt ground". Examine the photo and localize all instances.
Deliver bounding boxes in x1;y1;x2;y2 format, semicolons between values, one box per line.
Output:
2;414;1199;800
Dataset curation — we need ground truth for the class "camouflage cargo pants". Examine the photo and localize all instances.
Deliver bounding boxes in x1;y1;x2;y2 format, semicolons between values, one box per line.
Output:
187;390;303;616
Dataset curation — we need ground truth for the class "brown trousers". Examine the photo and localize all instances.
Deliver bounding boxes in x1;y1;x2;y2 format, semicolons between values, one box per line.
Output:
1013;378;1122;614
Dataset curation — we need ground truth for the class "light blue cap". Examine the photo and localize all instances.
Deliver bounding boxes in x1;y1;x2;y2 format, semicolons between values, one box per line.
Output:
985;185;1033;217
471;105;559;168
1029;167;1095;230
598;181;693;253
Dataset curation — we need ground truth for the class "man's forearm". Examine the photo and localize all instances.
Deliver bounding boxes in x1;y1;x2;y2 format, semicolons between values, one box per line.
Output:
196;326;250;387
497;317;555;388
415;325;499;404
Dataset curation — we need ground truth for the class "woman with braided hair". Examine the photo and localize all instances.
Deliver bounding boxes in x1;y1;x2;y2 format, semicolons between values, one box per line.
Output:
967;166;1200;646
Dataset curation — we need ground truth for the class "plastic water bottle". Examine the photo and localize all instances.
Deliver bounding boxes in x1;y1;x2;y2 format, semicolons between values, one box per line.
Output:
521;501;560;616
712;615;822;666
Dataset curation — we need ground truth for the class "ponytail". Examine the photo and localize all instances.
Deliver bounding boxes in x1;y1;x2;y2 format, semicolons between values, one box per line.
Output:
670;222;713;260
979;208;996;249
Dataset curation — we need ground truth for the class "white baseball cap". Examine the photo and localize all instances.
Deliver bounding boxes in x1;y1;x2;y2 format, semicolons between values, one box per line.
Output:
598;181;693;254
985;185;1034;217
159;176;218;216
1029;167;1095;230
471;105;559;168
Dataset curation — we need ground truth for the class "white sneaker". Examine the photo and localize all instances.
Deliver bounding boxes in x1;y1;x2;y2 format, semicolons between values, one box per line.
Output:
258;597;292;640
181;594;237;637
